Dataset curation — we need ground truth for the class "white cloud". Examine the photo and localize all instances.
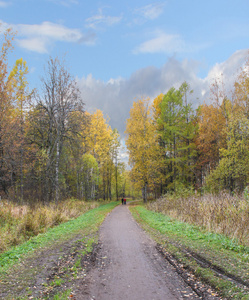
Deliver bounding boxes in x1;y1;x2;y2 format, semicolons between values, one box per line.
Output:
78;50;247;137
0;1;10;7
207;50;248;82
0;20;96;53
0;20;10;31
134;30;210;55
48;0;78;6
134;30;184;54
85;9;122;30
17;37;49;54
17;22;84;42
135;3;165;20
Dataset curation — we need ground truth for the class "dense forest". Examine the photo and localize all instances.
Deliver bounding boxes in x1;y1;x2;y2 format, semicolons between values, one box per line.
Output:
1;27;249;204
0;28;135;203
126;60;249;202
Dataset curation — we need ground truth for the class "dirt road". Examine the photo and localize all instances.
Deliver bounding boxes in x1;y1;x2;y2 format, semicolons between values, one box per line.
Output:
76;204;200;300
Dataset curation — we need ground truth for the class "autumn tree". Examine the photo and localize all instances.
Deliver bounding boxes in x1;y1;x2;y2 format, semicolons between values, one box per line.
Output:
126;98;159;202
206;112;249;192
110;128;121;201
195;78;231;188
49;108;88;199
0;27;15;196
180;82;197;185
119;168;141;199
79;153;99;200
8;58;32;201
29;57;85;202
0;28;124;203
82;110;114;200
204;58;249;192
151;93;167;196
60;109;123;201
195;104;225;185
234;58;249;117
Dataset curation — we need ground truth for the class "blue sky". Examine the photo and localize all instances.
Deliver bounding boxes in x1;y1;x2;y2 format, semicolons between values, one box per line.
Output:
1;0;249;143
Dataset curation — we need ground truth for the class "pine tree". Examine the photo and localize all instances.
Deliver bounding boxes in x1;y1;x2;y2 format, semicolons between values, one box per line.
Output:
157;83;196;191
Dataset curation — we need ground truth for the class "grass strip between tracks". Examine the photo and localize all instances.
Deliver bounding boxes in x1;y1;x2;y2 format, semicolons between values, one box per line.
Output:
0;201;119;275
130;203;249;300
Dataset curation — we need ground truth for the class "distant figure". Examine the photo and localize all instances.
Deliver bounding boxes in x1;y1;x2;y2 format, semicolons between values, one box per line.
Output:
121;198;124;205
124;198;126;205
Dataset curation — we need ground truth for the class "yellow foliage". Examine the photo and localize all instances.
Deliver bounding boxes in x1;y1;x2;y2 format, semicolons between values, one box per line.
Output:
83;110;112;163
152;93;163;121
125;98;161;192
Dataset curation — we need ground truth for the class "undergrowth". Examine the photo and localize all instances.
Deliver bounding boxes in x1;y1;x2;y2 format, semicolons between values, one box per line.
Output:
0;199;99;253
0;201;118;274
146;191;249;246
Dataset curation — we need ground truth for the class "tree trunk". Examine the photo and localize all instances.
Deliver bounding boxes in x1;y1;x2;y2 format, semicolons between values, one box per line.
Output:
142;182;148;203
55;140;60;204
20;146;23;203
115;157;118;201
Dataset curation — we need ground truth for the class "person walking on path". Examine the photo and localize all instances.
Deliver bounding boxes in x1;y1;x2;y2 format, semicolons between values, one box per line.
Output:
124;198;126;205
121;198;124;205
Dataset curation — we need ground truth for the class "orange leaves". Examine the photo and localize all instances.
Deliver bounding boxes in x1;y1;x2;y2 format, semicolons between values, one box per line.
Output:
196;102;227;170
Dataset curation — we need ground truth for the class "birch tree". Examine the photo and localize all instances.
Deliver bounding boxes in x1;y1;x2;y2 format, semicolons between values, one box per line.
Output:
33;57;84;203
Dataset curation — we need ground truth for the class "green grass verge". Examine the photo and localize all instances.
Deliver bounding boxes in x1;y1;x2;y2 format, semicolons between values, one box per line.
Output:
53;289;72;300
129;204;249;300
0;201;118;274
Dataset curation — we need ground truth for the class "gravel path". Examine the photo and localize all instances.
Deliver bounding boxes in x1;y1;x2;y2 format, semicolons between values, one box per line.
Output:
76;204;200;300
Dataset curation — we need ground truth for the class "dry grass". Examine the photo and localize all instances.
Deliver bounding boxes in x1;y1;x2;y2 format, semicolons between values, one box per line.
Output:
146;192;249;246
0;199;99;253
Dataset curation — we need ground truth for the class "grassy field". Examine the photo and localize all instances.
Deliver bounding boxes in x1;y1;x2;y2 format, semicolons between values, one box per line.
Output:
130;203;249;300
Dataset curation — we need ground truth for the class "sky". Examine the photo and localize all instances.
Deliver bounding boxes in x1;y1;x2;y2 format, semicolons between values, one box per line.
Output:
1;0;249;147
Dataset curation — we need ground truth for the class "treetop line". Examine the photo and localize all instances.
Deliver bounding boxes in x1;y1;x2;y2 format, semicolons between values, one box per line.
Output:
1;27;249;203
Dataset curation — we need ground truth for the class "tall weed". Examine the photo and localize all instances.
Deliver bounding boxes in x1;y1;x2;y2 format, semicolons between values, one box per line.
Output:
146;191;249;246
0;199;98;253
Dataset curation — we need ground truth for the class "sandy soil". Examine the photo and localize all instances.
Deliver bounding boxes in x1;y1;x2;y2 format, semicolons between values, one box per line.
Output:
75;205;200;300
